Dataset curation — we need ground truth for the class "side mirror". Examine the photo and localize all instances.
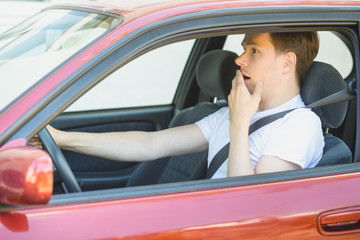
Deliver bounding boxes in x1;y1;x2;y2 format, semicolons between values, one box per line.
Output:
0;139;53;205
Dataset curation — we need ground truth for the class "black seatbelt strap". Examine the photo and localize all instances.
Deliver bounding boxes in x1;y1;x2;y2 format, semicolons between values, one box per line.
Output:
205;109;295;179
306;88;355;108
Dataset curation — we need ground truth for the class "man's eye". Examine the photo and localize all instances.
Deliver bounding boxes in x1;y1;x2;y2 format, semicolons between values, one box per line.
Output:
252;49;259;54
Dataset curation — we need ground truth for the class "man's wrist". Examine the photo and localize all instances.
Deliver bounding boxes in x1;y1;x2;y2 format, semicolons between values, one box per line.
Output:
230;116;250;130
230;120;250;137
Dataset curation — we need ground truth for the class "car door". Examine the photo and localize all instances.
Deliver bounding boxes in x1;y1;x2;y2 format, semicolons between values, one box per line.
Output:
45;8;360;239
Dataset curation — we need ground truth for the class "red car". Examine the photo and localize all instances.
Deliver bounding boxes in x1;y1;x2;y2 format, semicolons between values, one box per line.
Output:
0;0;360;239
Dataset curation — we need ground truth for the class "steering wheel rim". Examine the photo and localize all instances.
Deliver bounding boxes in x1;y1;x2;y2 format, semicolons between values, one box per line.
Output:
38;128;81;193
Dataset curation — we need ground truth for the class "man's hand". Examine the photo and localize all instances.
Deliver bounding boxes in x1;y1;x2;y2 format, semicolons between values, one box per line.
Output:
228;70;262;127
227;70;262;177
28;125;63;149
28;135;43;149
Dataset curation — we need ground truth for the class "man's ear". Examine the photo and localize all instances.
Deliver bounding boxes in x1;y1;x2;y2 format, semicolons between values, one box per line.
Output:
282;51;297;74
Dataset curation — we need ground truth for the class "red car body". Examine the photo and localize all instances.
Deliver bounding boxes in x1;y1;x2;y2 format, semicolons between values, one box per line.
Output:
0;0;360;239
2;173;360;239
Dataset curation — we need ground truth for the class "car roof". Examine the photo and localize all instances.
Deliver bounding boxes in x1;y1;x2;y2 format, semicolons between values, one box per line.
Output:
51;0;360;17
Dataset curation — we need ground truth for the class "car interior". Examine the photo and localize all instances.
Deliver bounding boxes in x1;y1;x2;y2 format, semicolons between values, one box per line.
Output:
46;29;357;195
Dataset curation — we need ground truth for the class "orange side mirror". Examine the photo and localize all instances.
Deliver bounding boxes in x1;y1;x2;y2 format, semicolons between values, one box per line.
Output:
0;139;53;206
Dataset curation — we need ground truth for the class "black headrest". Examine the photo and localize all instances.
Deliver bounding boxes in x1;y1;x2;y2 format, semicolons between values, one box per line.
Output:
195;50;238;99
301;61;348;128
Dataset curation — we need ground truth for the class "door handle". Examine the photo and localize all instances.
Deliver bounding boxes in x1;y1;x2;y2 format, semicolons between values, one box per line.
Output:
318;207;360;236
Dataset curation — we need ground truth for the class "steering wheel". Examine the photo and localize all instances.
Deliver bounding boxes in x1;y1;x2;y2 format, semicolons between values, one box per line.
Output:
38;128;81;193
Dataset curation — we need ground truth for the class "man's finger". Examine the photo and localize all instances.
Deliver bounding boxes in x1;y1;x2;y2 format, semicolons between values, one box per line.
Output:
232;70;245;89
231;77;236;89
232;70;240;89
235;70;244;85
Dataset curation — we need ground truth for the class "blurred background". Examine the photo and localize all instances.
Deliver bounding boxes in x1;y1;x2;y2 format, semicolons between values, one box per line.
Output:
0;0;67;33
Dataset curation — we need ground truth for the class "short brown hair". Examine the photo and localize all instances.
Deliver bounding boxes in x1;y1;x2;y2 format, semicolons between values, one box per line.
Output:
269;32;319;86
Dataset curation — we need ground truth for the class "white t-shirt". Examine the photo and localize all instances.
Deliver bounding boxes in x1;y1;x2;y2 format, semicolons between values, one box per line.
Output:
196;95;324;179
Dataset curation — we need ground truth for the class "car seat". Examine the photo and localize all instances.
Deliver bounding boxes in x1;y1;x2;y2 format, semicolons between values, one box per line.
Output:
301;61;352;166
126;50;238;186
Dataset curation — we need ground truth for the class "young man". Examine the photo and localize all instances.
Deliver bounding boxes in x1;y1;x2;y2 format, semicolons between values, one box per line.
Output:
40;32;324;179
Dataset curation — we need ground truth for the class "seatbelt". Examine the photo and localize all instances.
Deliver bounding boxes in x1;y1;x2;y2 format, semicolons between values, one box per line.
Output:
205;83;356;179
205;108;295;179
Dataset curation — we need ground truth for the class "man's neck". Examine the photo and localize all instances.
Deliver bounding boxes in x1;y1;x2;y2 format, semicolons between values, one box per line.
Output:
258;81;300;112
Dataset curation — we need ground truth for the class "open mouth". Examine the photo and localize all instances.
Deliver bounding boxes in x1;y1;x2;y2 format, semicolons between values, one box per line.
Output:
241;72;251;80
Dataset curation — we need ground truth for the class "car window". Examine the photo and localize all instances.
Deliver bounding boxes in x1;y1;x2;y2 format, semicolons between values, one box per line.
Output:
0;9;121;111
66;40;195;112
66;31;352;112
223;31;353;79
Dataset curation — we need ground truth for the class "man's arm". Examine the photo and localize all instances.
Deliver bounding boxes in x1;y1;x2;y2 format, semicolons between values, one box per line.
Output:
255;156;301;173
48;124;208;162
227;113;301;176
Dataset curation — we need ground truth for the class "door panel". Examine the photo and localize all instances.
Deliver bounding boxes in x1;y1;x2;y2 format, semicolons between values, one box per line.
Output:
4;170;360;239
51;105;174;191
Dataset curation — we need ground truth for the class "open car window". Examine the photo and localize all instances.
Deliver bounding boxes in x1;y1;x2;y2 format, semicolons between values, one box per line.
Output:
67;31;354;113
223;31;354;79
49;29;357;195
65;39;195;112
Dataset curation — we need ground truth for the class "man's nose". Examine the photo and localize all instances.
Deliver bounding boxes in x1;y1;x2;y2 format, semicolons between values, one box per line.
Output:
235;53;247;68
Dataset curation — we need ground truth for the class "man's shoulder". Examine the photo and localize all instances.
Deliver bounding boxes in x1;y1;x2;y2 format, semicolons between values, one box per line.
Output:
205;106;229;119
283;108;322;127
287;107;318;118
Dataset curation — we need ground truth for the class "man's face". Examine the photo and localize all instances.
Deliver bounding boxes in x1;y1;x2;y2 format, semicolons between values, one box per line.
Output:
235;33;284;97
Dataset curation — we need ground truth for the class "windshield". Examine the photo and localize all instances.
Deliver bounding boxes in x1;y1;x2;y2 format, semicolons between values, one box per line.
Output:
0;8;121;111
